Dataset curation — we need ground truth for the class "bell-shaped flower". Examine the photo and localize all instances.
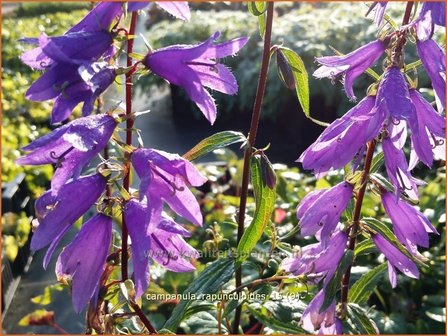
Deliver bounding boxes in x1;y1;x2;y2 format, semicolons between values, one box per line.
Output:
143;31;248;124
55;213;112;313
297;181;353;242
313;39;388;100
416;2;445;41
382;191;438;254
25;62;117;123
301;289;337;331
416;39;446;110
132;148;207;226
366;2;388;26
372;234;419;288
408;89;446;168
128;1;191;21
31;173;107;269
282;230;348;284
382;137;421;200
298;95;384;176
17;114;117;193
124;198;199;298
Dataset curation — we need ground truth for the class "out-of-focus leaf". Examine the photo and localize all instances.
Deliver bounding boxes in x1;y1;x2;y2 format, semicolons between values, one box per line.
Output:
247;305;306;333
426;307;446;323
18;309;55;326
348;263;387;305
247;2;266;16
31;284;64;306
3;235;19;261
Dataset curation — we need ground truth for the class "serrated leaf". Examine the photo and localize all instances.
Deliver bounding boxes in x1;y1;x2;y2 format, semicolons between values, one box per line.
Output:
354;239;376;257
321;249;354;312
163;258;235;332
183;131;246;161
31;284;64;306
247;305;306;334
348;263;387;305
347;303;379;334
236;156;276;264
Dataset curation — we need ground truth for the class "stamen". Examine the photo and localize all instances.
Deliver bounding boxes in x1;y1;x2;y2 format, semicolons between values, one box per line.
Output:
396;169;413;192
149;163;185;195
151;234;178;265
430;132;444;149
50;146;75;168
392;119;401;126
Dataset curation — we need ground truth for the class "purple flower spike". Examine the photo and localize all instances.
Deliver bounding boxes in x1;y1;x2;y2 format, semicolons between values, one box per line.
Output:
132;148;207;226
408;89;446;168
129;2;191;21
144;32;249;124
382;191;438;253
124;199;199;298
366;2;388;27
282;230;348;284
372;234;419;288
416;2;445;41
31;173;107;268
56;213;112;313
382;137;421;200
298;182;353;241
301;289;336;331
416;39;446;109
313;39;387;100
17;114;117;194
298;96;385;176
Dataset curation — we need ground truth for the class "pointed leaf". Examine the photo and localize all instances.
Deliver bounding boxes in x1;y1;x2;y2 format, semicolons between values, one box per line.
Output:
347;303;379;334
348;263;387;305
247;305;306;334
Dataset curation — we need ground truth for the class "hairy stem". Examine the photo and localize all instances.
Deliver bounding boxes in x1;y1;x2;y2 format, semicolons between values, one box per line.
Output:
233;2;274;333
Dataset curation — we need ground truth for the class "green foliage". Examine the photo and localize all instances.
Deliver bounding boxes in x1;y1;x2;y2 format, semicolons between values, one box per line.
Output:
349;263;387;305
2;212;31;261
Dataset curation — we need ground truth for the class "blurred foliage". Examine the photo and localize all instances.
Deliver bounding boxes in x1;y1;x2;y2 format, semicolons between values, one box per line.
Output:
15;2;91;17
2;212;31;261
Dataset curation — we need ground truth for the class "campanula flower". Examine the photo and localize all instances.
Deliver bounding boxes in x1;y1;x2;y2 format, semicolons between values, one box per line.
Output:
56;213;112;313
298;96;384;176
382;137;421;200
282;230;348;284
416;2;445;41
132;148;207;225
124;199;199;297
366;2;388;26
408;89;446;168
297;181;353;242
25;62;117;123
382;191;438;253
313;39;388;100
301;289;337;331
372;234;419;288
143;32;248;124
17;114;117;193
31;173;107;269
128;1;191;21
416;39;446;109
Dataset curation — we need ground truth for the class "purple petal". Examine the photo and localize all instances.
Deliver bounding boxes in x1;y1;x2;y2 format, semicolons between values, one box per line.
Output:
128;2;149;12
201;37;249;59
192;63;238;95
68;2;123;33
297;189;327;219
156;1;191;21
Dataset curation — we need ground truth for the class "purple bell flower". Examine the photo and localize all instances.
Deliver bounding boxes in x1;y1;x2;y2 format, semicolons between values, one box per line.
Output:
408;89;446;168
31;173;107;269
317;319;343;335
56;213;112;313
301;288;337;331
131;148;207;226
416;39;446;109
416;2;445;41
124;198;199;297
382;191;438;253
372;234;419;288
366;2;388;26
313;39;388;100
297;181;353;242
298;95;384;176
143;32;248;124
128;1;191;21
282;230;348;284
17;114;117;193
25;62;117;123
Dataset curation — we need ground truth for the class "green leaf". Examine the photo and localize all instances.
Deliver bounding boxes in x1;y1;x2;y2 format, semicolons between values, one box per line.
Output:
347;303;379;334
18;309;54;326
348;263;387;305
321;249;354;312
236;156;276;264
183;131;246;161
369;152;384;174
3;235;19;261
258;11;266;38
426;307;446;323
31;284;64;306
354;239;376;257
405;60;423;73
247;305;306;334
163;258;235;332
247;2;266;16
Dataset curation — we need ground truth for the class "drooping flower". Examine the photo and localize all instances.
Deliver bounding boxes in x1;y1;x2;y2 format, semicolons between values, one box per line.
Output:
297;181;353;242
382;137;421;200
131;148;207;225
301;288;337;331
416;2;446;41
382;191;438;254
128;1;191;21
31;173;107;268
408;89;446;168
24;62;117;123
56;213;112;313
298;95;384;176
313;39;388;100
282;230;348;284
124;198;199;297
143;32;249;124
366;2;388;26
416;39;446;109
17;114;117;193
372;234;419;288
